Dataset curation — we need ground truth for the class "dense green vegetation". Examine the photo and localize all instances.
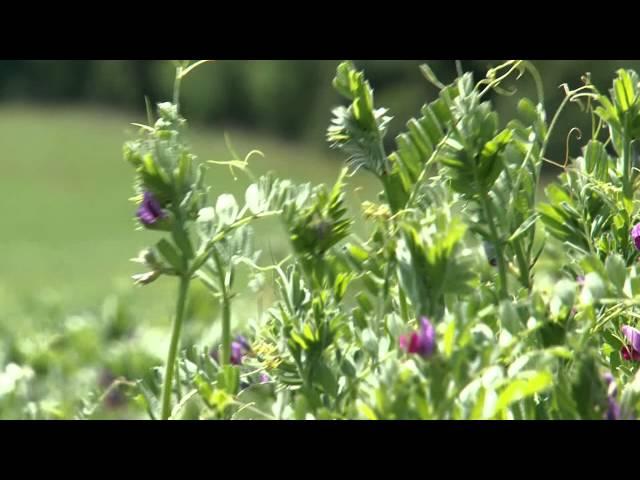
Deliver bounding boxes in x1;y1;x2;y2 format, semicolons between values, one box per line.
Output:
3;60;640;420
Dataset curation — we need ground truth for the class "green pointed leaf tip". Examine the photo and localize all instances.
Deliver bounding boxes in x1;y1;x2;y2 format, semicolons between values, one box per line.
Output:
328;61;393;178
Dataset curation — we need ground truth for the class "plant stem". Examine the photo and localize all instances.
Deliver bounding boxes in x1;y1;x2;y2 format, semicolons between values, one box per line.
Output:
211;248;232;367
622;133;633;200
512;240;531;291
399;288;410;324
161;275;190;420
481;194;508;300
221;292;231;367
173;67;183;110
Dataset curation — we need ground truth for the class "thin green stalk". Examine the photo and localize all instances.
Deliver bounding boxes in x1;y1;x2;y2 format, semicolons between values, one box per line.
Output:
173;67;183;110
399;288;411;324
377;257;392;332
482;194;508;300
512;239;531;290
175;357;182;400
622;133;633;200
161;275;190;420
211;248;232;366
221;293;231;367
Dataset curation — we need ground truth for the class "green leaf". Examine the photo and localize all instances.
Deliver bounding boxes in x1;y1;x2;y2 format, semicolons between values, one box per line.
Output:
328;61;392;178
197;207;215;223
420;63;444;88
517;98;539;125
549;279;577;319
499;300;523;334
362;329;378;356
357;401;378;420
613;69;637;113
171;222;193;259
245;183;262;215
605;253;626;294
290;331;308;350
303;323;316;342
156;239;183;272
580;272;607;305
314;362;338;398
508;213;539;243
216;194;239;226
621;367;640;419
217;365;240;396
340;358;356;378
584;140;610;181
443;320;455;358
333;272;352;303
495;371;553;414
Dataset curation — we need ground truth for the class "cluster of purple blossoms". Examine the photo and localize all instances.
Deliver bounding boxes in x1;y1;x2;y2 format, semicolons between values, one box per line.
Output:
137;191;167;227
399;317;436;358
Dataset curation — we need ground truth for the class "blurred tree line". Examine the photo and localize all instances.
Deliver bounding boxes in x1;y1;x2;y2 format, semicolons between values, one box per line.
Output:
2;60;640;165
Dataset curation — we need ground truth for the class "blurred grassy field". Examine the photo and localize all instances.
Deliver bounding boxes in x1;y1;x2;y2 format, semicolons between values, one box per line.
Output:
0;104;379;322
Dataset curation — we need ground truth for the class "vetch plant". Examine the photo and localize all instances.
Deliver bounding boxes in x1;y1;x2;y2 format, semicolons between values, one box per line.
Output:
125;61;278;420
113;59;640;420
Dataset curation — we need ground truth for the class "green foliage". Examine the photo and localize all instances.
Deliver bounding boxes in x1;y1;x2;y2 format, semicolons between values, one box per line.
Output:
8;59;640;420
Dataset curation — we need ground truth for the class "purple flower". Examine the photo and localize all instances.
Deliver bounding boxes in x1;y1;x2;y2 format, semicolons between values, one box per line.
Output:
137;191;166;227
632;223;640;251
230;336;252;365
603;372;615;389
210;336;252;365
234;336;251;353
399;317;435;358
259;373;270;384
603;372;621;420
621;325;640;361
606;397;621;420
230;342;244;365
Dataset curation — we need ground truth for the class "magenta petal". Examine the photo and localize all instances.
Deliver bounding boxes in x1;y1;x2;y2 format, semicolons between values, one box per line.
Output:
621;346;640;361
400;318;436;359
622;325;640;352
632;224;640;251
408;333;420;354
